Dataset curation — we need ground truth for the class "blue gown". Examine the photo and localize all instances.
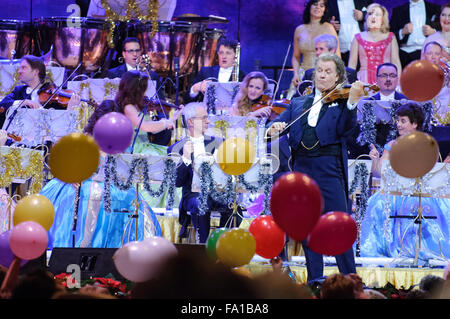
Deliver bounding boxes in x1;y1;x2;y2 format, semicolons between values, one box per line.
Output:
42;170;162;249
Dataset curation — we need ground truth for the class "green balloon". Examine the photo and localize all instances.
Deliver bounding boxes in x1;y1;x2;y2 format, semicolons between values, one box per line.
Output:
206;228;227;260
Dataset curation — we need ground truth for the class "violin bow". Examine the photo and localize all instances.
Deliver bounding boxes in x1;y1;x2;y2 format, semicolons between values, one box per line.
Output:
265;81;346;141
268;42;292;108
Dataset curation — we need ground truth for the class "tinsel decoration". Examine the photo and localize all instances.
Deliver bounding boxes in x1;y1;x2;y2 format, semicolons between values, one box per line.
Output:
214;120;230;139
205;84;216;114
103;155;176;212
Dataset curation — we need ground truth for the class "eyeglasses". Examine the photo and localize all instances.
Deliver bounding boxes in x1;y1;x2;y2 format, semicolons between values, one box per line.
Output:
192;115;209;120
124;49;141;54
377;73;397;78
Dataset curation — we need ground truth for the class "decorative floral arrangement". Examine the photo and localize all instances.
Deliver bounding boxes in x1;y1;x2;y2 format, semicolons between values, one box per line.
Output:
54;272;133;297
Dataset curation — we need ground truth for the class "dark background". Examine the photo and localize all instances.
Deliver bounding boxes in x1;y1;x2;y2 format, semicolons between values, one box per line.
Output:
0;0;447;88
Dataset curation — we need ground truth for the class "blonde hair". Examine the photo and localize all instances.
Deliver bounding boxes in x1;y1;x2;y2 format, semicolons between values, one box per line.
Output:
365;3;390;33
235;71;269;116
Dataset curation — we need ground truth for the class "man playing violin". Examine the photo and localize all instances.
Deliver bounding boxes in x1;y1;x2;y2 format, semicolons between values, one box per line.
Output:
267;53;365;284
0;55;81;128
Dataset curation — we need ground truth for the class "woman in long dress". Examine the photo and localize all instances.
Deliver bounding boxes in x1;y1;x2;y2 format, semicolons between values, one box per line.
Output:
348;3;401;85
42;100;162;249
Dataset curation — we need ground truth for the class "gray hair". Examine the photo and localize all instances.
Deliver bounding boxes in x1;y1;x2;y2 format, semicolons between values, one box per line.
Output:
182;102;207;121
313;53;347;85
314;34;338;52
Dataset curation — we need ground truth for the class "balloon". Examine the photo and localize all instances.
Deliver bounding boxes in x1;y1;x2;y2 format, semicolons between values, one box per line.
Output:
13;194;54;231
246;194;265;217
113;237;178;282
206;228;227;260
400;60;444;102
49;132;100;183
270;172;323;241
9;221;48;260
307;211;357;256
249;215;285;259
216;228;256;267
93;112;133;154
216;137;256;175
390;131;439;178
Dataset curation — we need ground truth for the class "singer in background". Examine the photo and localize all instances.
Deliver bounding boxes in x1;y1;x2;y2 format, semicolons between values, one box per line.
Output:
167;102;239;243
267;53;364;284
0;55;81;128
184;38;246;104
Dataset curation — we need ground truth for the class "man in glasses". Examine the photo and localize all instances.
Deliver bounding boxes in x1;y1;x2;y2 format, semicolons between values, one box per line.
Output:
370;63;406;101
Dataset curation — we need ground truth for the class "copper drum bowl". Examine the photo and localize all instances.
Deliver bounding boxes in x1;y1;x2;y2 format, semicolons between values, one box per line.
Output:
135;20;200;76
0;20;33;59
34;17;110;72
198;28;225;71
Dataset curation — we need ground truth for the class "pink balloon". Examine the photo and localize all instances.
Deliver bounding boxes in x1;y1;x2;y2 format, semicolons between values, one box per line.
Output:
93;112;133;154
9;221;48;260
113;237;178;282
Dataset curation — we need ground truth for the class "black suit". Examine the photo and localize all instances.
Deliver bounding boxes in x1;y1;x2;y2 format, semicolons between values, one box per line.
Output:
184;65;246;103
390;1;441;68
107;64;173;146
167;136;238;243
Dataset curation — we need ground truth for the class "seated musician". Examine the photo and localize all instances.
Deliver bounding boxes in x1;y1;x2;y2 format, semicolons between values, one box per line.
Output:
185;38;246;104
347;62;406;158
230;71;272;118
107;37;172;146
360;103;450;260
298;34;357;96
0;55;81;128
168;102;239;243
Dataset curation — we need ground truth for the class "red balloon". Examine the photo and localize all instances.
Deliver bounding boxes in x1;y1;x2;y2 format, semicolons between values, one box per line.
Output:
270;172;323;241
307;211;357;256
249;216;285;259
400;60;444;102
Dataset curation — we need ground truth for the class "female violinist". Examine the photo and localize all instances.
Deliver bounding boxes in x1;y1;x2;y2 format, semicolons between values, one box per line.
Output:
230;71;272;118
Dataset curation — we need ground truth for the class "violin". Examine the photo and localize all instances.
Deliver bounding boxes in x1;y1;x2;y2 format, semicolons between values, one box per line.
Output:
252;94;290;120
37;82;97;108
7;133;21;142
322;84;379;104
143;96;181;119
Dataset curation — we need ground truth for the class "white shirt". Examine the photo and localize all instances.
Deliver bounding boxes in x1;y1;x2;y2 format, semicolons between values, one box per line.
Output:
182;135;206;166
190;66;234;98
126;63;138;71
379;91;396;101
337;0;362;53
399;0;427;53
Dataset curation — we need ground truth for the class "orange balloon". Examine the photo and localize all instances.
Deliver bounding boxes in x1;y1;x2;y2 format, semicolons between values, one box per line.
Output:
49;133;100;183
216;137;256;176
400;60;444;102
390;131;439;178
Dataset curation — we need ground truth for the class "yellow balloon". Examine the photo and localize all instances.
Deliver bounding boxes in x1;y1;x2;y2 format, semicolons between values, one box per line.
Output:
216;228;256;267
217;137;256;175
13;194;55;231
390;132;439;178
49;133;100;183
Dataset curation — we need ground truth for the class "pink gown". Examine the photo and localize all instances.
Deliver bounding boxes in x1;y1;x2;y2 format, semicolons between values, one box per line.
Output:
355;32;395;85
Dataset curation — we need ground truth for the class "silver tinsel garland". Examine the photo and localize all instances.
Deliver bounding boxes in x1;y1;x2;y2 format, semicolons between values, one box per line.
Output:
103;155;176;212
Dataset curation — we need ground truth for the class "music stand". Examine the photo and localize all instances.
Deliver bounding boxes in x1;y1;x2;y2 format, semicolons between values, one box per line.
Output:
380;161;449;266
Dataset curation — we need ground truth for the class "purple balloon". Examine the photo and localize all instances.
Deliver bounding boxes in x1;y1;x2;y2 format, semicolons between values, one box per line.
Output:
0;230;27;267
93;112;133;154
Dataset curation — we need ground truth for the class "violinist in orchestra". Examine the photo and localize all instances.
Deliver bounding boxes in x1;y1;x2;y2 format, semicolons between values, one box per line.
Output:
0;55;81;128
267;53;365;284
107;37;171;146
185;38;245;103
230;71;273;118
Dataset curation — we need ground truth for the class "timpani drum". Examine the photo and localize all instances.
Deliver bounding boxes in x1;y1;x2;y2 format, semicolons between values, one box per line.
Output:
198;28;225;71
34;17;110;72
135;21;200;75
0;20;33;59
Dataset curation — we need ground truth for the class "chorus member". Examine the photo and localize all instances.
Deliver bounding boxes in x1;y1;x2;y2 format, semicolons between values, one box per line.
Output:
230;71;272;118
390;0;441;68
186;38;245;104
348;3;402;85
422;3;450;62
289;0;341;99
268;54;365;283
328;0;373;64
